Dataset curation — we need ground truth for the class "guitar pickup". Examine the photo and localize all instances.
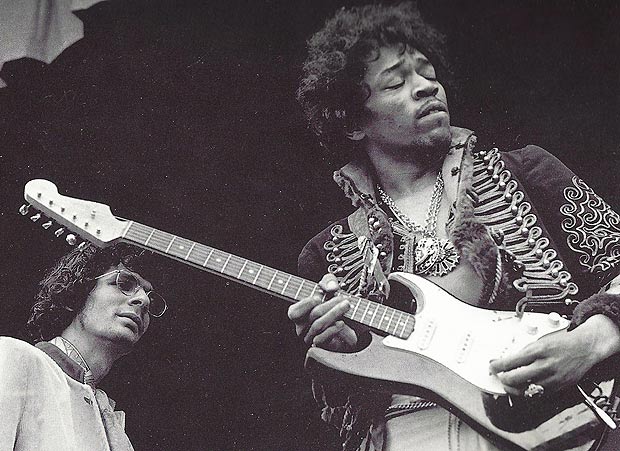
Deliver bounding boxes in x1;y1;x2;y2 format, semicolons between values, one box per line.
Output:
456;331;474;364
415;319;437;350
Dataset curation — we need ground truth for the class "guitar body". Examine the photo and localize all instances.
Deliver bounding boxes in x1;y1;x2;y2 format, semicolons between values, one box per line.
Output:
305;272;616;451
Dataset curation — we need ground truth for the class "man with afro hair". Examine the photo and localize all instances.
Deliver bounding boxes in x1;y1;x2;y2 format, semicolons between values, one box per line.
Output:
289;2;620;450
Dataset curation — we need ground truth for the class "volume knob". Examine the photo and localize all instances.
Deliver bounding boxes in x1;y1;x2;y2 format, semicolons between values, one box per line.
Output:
547;312;562;327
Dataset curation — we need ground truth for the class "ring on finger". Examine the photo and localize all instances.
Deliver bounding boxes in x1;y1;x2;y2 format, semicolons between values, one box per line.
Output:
524;383;545;398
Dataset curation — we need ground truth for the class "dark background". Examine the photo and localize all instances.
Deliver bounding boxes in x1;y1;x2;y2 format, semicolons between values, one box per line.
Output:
0;1;619;450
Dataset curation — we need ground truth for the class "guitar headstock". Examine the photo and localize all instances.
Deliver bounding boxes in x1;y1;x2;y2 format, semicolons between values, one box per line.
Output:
23;179;127;247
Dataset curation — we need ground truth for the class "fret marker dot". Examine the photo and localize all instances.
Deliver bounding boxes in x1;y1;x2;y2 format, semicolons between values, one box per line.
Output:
278;279;284;284
249;269;255;274
179;245;185;250
216;258;222;262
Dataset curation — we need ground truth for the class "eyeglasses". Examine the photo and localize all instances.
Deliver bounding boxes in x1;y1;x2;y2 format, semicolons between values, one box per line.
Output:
95;269;167;317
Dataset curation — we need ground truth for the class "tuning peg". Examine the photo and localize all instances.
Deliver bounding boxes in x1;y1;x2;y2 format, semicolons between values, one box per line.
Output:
41;220;53;230
19;204;30;215
30;213;41;222
54;228;65;237
65;234;77;245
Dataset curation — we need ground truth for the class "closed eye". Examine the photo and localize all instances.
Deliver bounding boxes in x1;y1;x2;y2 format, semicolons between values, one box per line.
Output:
419;68;437;81
385;81;405;90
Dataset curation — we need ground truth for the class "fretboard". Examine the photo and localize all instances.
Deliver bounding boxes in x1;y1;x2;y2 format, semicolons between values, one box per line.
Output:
122;221;414;339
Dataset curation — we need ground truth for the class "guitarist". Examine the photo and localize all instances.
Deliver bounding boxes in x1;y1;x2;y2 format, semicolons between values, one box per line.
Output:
288;2;620;450
0;243;167;451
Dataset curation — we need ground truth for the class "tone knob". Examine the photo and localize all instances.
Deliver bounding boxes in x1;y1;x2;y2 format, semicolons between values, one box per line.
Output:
547;312;561;327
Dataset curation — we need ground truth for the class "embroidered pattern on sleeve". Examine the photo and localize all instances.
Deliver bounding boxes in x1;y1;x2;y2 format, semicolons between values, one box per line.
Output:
560;176;620;274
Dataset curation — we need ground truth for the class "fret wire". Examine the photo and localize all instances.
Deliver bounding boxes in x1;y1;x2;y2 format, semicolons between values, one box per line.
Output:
358;300;371;323
309;284;318;298
393;311;402;336
397;312;406;337
169;237;194;256
210;251;227;270
377;306;388;329
349;296;361;318
243;262;261;281
387;309;396;334
380;307;389;331
184;242;196;260
405;315;413;336
369;304;380;326
143;229;156;246
252;266;263;285
165;235;176;253
402;313;413;337
152;231;175;245
294;279;305;300
189;244;211;263
349;297;360;320
148;230;175;250
281;275;292;294
122;220;134;238
237;260;248;278
220;254;232;273
266;270;278;290
127;222;149;238
203;249;215;267
286;277;306;300
134;230;155;246
151;232;174;251
224;255;244;275
128;225;167;251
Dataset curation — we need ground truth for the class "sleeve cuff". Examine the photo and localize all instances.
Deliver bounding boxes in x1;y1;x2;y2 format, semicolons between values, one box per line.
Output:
572;292;620;328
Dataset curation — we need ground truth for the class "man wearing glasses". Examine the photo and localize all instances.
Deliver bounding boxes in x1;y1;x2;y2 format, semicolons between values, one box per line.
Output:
0;243;167;451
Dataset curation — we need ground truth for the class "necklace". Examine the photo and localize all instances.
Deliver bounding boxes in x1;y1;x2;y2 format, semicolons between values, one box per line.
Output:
377;171;459;277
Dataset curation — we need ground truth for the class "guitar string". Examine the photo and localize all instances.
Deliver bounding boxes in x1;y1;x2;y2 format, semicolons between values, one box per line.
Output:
126;222;414;334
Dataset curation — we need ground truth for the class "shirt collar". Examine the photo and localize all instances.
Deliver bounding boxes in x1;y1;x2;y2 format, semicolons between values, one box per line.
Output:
334;126;476;204
36;337;96;387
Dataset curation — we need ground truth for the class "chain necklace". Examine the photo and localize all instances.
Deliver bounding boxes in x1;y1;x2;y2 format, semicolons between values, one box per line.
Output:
377;171;459;277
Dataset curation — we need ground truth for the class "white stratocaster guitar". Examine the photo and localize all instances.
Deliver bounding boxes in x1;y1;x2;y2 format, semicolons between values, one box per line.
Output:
21;179;619;451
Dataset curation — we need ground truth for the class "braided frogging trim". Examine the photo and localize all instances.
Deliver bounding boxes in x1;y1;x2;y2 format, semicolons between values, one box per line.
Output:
333;170;393;272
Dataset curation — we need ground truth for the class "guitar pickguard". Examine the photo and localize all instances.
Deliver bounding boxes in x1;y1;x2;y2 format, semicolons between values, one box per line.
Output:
381;272;571;394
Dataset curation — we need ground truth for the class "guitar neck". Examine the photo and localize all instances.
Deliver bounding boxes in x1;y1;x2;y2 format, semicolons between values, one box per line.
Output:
122;220;414;339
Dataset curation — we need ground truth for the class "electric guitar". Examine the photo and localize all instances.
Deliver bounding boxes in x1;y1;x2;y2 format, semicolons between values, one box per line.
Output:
21;179;619;451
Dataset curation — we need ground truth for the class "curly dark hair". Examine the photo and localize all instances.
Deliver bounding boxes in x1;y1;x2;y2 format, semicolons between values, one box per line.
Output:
297;2;451;161
27;243;158;342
